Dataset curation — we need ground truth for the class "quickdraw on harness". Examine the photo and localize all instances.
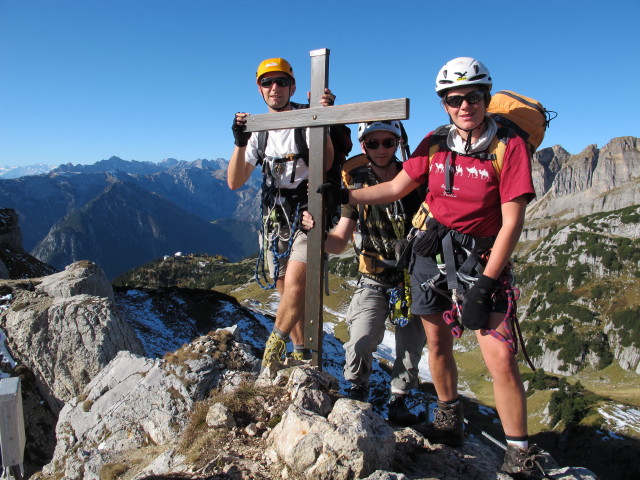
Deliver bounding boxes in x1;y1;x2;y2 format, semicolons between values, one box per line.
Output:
388;269;412;327
254;129;308;290
385;201;412;327
255;200;302;289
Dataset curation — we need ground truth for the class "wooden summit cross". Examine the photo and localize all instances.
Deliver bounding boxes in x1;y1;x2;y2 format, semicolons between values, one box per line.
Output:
245;48;409;369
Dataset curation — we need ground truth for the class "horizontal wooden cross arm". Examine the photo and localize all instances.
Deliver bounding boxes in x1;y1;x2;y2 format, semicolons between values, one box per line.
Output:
243;98;410;132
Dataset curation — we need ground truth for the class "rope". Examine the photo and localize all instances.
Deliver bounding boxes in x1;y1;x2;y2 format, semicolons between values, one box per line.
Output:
478;275;536;370
424;260;536;369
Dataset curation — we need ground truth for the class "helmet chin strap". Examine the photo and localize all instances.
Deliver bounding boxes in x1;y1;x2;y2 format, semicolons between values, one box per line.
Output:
451;117;485;154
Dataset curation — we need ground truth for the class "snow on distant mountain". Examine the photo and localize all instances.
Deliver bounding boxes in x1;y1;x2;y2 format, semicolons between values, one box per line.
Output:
0;163;55;178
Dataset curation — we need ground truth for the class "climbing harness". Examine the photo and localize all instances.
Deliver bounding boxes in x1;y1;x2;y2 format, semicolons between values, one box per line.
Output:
254;146;307;290
343;155;419;326
418;230;536;370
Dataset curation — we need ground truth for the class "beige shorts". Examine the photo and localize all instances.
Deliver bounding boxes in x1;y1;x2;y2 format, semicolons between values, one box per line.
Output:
260;228;307;280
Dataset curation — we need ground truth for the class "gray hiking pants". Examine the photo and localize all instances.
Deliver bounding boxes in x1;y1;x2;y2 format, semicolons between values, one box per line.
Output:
343;277;426;393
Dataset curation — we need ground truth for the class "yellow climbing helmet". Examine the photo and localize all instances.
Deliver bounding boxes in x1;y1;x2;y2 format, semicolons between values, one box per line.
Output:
256;58;295;83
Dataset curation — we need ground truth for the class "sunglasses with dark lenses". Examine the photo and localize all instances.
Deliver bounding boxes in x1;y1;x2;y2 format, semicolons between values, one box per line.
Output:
443;90;485;108
260;76;292;88
364;138;397;150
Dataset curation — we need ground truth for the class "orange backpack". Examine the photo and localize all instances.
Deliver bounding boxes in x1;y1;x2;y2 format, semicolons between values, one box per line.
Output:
487;90;556;154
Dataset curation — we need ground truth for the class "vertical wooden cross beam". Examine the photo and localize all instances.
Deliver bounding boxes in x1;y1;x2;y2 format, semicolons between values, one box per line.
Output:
305;49;330;368
244;48;409;369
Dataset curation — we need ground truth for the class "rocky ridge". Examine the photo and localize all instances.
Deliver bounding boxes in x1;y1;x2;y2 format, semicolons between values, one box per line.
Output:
0;257;600;479
525;136;640;237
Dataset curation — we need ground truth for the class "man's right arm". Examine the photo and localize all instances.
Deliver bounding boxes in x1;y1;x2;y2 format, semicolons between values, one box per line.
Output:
227;112;256;190
227;146;256;190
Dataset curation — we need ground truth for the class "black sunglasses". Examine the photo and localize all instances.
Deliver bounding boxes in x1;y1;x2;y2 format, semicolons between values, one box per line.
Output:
364;138;397;150
260;76;292;88
443;90;485;108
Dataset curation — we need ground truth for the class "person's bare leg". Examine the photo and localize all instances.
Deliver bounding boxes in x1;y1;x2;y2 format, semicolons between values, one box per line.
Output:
476;312;527;438
422;313;457;401
274;259;306;337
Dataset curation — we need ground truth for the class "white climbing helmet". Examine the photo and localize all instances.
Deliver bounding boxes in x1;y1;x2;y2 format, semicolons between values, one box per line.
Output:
357;120;403;141
435;57;492;97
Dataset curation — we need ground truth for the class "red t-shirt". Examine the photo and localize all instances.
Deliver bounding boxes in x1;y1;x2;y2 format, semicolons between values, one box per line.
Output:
403;130;535;237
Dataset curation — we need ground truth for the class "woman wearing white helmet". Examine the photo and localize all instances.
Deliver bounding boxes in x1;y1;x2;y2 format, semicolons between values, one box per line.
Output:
318;57;545;479
302;119;426;425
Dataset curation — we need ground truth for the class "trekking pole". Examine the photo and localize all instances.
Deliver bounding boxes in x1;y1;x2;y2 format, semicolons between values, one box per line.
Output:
463;418;507;451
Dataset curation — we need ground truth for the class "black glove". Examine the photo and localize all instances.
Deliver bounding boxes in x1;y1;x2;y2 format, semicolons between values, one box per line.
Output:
316;182;350;208
231;114;251;147
461;274;498;330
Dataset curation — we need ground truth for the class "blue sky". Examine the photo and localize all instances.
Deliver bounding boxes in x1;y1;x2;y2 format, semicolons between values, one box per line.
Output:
1;0;637;168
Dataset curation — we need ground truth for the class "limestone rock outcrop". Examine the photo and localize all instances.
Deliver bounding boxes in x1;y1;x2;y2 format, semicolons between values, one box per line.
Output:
0;207;57;279
267;367;395;479
37;328;260;480
1;261;144;413
527;137;640;228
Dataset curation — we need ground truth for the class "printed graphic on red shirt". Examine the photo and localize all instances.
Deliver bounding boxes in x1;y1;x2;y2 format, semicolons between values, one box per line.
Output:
403;132;535;237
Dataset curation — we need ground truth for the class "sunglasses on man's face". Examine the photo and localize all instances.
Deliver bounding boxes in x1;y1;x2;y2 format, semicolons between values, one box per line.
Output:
443;90;485;108
364;138;397;150
260;76;292;88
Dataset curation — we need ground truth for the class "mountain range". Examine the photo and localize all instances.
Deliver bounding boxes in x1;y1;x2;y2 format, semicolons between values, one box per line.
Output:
0;136;638;281
0;156;263;278
1;133;639;478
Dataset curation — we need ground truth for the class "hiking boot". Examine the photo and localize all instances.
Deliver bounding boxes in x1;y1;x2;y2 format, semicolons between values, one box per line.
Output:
261;331;286;369
346;383;369;402
288;349;312;361
501;444;548;479
387;394;418;426
413;400;464;447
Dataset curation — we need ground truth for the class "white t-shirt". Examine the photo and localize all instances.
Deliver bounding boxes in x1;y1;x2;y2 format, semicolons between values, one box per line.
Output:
245;126;310;190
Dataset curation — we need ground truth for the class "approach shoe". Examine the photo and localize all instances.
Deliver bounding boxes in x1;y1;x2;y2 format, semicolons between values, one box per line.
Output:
387;393;418;426
346;382;369;402
413;399;465;447
261;331;286;369
501;444;548;479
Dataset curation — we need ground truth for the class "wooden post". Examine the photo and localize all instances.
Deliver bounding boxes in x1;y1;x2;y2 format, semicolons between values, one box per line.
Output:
244;49;409;369
305;48;330;367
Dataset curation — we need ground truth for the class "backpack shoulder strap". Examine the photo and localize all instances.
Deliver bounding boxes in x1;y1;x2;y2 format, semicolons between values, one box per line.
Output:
483;126;518;181
294;127;309;165
428;125;451;168
256;131;268;167
287;102;310;166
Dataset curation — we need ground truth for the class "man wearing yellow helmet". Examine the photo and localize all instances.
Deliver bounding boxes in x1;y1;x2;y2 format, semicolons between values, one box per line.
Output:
228;57;336;370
